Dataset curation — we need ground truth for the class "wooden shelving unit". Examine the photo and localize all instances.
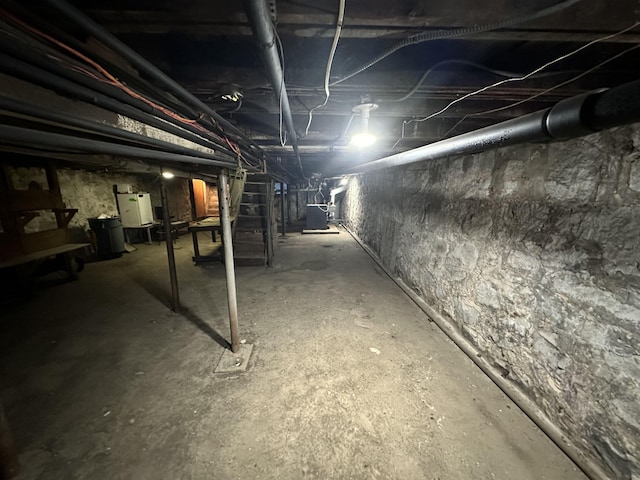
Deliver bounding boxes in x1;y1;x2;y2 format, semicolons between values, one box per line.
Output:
0;160;87;279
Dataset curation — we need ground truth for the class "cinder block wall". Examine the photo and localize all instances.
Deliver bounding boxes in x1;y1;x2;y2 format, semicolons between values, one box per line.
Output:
343;125;640;479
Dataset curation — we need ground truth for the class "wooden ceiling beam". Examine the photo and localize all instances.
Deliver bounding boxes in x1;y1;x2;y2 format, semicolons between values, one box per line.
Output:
91;21;640;43
84;6;640;42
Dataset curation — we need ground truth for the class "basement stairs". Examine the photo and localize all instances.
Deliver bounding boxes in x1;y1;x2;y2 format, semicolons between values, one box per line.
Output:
232;174;275;267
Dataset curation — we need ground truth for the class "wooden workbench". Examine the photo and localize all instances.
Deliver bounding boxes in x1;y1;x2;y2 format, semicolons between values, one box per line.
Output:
188;217;222;265
0;243;89;280
0;160;87;280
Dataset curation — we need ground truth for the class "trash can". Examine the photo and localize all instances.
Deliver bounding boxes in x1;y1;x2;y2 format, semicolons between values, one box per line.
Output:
88;217;125;258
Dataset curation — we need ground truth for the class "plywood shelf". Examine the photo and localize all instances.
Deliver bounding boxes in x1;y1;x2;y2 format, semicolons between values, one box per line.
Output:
0;161;83;280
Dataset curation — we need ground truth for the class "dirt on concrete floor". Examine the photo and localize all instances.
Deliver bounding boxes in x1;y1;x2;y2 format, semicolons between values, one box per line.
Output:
0;228;587;480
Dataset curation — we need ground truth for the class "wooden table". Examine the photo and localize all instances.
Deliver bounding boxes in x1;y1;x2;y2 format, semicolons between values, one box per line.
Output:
188;217;222;265
151;220;189;244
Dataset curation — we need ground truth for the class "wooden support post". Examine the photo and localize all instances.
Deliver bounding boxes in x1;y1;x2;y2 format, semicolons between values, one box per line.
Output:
219;170;240;353
265;179;274;267
53;208;78;229
44;161;64;209
0;401;19;480
62;251;78;281
286;184;291;225
161;178;180;311
16;212;39;230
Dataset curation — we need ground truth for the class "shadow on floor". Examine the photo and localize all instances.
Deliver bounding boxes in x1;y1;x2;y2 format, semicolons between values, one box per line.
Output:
178;304;230;350
128;272;229;350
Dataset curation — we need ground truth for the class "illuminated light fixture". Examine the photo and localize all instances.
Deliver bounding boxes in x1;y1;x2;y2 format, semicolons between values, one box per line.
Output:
350;132;376;148
349;102;378;149
339;177;349;186
162;171;175;179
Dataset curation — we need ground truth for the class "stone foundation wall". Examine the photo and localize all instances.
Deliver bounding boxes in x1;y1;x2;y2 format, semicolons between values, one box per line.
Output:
284;187;311;222
9;166;192;243
343;126;640;479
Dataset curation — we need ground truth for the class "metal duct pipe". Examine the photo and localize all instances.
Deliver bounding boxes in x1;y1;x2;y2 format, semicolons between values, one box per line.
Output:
329;185;347;204
352;79;640;173
244;0;305;179
42;0;266;157
0;125;238;169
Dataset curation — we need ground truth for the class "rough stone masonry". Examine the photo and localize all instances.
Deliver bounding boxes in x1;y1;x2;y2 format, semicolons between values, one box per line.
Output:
343;125;640;479
8;166;192;243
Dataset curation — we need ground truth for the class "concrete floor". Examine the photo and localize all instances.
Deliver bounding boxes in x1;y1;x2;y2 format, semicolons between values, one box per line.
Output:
0;227;588;480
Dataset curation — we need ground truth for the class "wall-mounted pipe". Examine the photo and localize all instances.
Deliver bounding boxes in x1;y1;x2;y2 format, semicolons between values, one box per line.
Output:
351;80;640;174
244;0;305;179
342;224;611;480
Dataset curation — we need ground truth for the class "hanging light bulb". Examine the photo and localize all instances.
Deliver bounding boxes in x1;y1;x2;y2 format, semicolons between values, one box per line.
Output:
349;102;378;149
350;132;376;148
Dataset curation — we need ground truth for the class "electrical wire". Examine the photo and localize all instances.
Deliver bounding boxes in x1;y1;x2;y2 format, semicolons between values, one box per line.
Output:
0;8;250;160
382;59;572;103
226;98;243;114
1;8;279;175
304;0;346;137
330;0;583;86
313;182;327;204
48;54;119;86
440;43;640;139
391;21;640;148
3;9;197;126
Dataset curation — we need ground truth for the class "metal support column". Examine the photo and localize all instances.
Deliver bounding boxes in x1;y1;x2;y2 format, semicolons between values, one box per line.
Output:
161;178;180;311
219;170;240;352
280;183;286;236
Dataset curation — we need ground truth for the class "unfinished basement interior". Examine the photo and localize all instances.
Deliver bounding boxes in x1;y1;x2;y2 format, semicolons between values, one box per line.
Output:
0;1;639;479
